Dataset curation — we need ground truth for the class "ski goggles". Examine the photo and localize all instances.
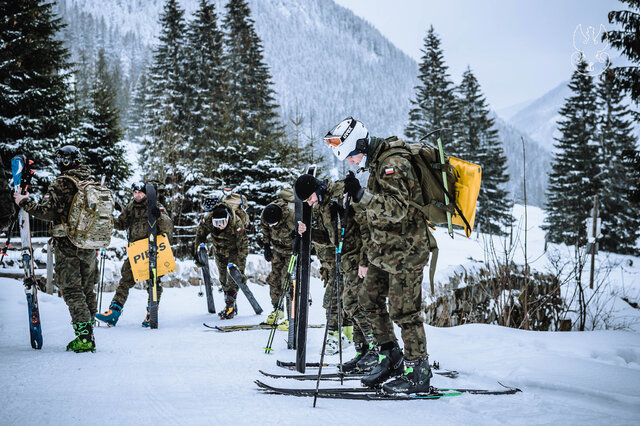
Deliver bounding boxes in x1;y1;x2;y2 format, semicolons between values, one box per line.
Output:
131;181;146;192
324;135;343;147
212;213;230;228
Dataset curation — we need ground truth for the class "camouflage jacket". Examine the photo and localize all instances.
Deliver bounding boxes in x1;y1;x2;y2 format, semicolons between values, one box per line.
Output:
19;165;94;252
310;180;344;252
195;204;249;259
261;198;295;255
359;136;430;273
113;198;173;243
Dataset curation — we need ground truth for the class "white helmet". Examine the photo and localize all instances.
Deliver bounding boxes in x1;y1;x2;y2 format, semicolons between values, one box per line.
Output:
324;117;369;161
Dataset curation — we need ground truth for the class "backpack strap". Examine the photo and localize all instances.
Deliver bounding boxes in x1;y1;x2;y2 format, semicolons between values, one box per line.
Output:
426;227;438;294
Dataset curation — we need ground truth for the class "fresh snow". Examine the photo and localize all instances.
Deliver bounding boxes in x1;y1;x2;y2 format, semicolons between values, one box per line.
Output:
1;204;640;425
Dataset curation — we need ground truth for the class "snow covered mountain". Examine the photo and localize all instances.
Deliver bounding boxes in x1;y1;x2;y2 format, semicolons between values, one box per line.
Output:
57;0;418;138
56;0;558;206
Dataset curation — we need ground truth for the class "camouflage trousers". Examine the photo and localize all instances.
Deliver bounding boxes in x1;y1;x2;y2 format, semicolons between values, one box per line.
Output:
113;257;163;308
215;253;246;293
267;251;290;308
358;263;427;360
54;242;98;323
342;269;373;346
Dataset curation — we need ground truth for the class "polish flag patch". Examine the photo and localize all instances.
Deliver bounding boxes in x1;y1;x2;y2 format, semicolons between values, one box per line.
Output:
384;168;395;175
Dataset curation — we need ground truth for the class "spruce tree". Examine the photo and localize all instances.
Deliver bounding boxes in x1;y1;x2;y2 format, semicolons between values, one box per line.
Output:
0;0;71;178
595;70;640;254
454;67;512;234
184;0;225;164
80;49;131;196
140;0;189;220
405;26;457;143
219;0;288;244
607;0;640;111
543;61;601;246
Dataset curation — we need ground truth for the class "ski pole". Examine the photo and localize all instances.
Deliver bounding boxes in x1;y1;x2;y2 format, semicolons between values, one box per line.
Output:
264;253;297;353
313;194;350;407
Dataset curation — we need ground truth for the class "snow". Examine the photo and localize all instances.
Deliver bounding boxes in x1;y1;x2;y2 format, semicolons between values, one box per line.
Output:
2;204;640;425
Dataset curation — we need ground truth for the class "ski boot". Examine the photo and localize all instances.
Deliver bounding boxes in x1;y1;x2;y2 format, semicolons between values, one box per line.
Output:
382;357;433;394
265;308;284;325
342;342;366;372
219;291;238;320
323;329;353;355
95;302;123;326
355;341;379;372
66;320;96;353
277;319;289;331
360;341;404;388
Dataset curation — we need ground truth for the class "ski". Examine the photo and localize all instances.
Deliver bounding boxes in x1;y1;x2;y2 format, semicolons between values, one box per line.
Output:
11;155;42;349
205;323;324;332
295;164;316;372
227;263;263;314
255;380;521;400
197;244;215;313
275;360;456;377
260;366;459;380
146;183;159;329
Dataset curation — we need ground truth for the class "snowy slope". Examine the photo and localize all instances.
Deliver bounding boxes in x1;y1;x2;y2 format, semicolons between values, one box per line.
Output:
2;204;640;425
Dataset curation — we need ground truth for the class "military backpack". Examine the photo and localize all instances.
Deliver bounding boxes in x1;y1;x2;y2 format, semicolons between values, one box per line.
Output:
52;176;115;249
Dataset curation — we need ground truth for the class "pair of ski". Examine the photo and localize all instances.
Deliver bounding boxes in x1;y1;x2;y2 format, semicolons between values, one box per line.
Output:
197;245;263;316
255;379;520;400
261;362;459;380
10;156;42;349
204;323;324;332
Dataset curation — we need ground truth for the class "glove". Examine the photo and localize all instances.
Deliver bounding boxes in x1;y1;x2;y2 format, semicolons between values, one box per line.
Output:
343;171;364;202
264;244;273;262
292;234;301;254
193;244;205;266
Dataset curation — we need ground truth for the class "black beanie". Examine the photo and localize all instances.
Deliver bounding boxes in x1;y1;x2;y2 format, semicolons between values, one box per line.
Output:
294;174;319;201
263;204;283;224
212;206;229;219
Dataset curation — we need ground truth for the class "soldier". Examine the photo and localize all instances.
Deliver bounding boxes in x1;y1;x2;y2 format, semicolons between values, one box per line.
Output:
260;189;295;324
95;181;173;327
13;146;99;353
294;174;351;354
194;199;248;320
324;117;434;393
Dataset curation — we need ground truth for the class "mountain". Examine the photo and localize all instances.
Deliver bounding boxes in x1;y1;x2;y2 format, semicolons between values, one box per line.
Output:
56;0;553;206
507;81;571;153
56;0;418;142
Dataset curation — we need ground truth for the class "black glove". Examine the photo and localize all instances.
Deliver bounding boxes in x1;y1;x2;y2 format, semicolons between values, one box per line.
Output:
292;234;301;254
343;171;364;202
193;244;205;266
264;244;273;262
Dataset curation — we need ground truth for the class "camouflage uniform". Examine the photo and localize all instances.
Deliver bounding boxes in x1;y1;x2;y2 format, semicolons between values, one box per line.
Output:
340;202;374;346
261;198;295;307
195;203;249;294
310;180;345;329
18;165;98;323
112;198;173;307
357;137;432;360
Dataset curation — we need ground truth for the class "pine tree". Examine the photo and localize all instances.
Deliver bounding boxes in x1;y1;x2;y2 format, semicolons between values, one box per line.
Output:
218;0;288;246
79;49;131;196
0;0;72;179
183;0;225;163
543;61;601;246
595;70;640;254
405;26;457;143
454;67;512;234
140;0;189;220
607;0;640;111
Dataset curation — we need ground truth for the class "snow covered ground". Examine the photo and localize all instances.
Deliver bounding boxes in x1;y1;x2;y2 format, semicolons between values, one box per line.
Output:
2;205;640;425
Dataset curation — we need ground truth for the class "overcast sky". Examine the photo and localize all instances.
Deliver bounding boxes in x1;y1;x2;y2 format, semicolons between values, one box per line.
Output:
333;0;628;110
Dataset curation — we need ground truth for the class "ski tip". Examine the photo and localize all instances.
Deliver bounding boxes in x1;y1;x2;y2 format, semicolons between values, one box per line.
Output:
497;381;522;393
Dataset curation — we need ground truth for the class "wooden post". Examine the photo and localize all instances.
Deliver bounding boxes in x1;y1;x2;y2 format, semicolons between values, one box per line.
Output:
589;194;599;290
